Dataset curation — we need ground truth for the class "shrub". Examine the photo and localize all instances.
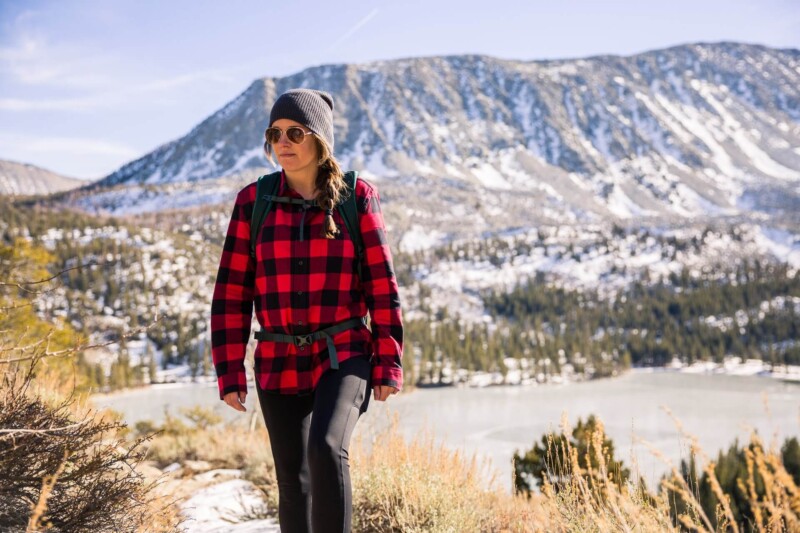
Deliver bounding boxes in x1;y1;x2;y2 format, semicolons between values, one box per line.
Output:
513;414;632;496
0;363;179;532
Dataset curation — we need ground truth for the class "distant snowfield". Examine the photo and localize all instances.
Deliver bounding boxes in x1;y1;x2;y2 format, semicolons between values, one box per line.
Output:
411;222;800;324
73;183;239;216
755;227;800;267
399;224;448;252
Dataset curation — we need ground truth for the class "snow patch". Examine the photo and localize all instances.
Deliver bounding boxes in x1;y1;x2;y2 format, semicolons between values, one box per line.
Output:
181;479;278;533
469;162;512;190
754;227;800;267
400;224;447;253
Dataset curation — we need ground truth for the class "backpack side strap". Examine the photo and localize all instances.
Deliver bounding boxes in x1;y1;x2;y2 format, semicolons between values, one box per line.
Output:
249;171;282;259
337;171;365;278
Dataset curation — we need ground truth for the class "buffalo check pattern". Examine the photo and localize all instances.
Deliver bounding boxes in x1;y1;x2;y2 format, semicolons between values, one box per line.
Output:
211;171;403;398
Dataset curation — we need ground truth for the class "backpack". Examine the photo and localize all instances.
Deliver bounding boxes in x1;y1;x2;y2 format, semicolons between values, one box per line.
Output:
249;170;364;278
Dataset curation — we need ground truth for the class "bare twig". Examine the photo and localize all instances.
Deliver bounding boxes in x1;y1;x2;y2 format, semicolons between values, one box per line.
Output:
0;419;90;439
26;449;70;532
0;318;160;364
0;331;51;355
0;261;102;289
0;301;35;312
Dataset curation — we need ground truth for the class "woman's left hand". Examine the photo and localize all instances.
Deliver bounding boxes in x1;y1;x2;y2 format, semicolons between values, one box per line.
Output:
373;385;399;402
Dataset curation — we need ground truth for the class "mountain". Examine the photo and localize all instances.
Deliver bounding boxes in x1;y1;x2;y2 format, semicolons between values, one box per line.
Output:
0;159;85;196
73;42;800;229
10;43;800;380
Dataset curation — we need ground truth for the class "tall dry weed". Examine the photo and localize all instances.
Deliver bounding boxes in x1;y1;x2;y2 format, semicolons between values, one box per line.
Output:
350;414;551;532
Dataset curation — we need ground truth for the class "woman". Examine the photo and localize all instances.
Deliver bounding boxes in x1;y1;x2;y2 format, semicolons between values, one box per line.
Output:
210;88;403;533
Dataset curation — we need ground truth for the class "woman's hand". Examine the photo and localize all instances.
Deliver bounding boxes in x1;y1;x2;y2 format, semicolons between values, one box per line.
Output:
373;385;398;402
223;391;247;412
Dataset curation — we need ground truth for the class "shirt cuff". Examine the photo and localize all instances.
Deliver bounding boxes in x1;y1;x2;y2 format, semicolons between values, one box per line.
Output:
371;363;403;391
218;371;248;400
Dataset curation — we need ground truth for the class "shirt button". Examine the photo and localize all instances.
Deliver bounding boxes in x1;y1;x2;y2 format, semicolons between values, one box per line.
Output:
298;260;304;265
300;346;306;351
297;291;303;295
298;321;304;325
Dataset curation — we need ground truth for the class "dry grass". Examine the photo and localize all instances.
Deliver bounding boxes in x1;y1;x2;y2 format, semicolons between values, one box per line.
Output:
348;411;799;533
649;407;800;533
350;414;552;532
135;406;278;509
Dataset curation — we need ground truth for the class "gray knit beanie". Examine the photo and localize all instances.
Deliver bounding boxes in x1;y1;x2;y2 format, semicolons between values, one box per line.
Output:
269;89;335;151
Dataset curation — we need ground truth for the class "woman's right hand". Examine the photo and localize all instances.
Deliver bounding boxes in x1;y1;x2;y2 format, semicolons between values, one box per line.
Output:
223;391;247;412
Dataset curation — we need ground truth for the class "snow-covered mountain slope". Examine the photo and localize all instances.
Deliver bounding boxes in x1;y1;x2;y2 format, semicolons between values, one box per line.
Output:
0;159;85;196
77;42;800;223
400;222;800;323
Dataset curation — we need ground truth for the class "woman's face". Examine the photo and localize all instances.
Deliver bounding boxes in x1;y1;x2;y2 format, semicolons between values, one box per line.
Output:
270;118;320;175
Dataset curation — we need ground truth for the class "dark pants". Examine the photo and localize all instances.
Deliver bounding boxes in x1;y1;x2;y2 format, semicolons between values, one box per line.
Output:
255;355;371;533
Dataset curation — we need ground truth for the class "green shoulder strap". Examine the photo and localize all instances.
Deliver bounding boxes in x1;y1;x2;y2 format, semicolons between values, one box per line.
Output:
249;170;364;278
337;171;365;278
249;171;282;259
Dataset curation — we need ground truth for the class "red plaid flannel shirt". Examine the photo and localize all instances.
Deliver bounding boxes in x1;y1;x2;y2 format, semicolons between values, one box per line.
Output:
211;171;403;398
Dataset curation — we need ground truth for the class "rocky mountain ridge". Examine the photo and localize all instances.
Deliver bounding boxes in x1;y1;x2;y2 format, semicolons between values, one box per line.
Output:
74;42;800;226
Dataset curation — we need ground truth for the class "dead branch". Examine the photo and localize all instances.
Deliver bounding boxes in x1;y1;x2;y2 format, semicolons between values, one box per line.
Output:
0;316;161;365
0;261;102;290
0;419;90;438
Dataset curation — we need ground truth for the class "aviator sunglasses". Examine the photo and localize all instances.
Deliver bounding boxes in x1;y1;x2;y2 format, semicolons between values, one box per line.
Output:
265;126;316;145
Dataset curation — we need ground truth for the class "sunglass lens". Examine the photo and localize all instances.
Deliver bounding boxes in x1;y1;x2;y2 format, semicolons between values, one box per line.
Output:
287;127;305;144
265;128;281;144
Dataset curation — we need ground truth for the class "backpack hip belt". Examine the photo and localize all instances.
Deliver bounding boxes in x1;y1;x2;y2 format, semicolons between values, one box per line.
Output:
253;317;367;369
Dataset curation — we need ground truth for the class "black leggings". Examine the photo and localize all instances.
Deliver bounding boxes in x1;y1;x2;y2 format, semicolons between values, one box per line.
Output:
255;355;371;533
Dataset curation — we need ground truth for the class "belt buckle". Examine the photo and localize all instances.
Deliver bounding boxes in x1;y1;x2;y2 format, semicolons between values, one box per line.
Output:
295;334;312;347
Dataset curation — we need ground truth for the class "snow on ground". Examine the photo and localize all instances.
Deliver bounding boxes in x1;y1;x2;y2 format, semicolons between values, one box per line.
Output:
698;85;800;181
412;222;800;325
360;150;400;179
399;224;448;253
181;478;279;533
75;184;236;216
469;161;513;190
669;357;800;381
754;226;800;268
604;181;651;218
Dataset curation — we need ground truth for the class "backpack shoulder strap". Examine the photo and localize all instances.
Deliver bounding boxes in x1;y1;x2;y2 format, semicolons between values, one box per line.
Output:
337;171;364;278
249;171;282;259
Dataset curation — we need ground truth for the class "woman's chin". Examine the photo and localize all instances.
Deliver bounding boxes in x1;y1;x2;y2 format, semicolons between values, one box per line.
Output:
278;157;299;169
280;160;314;174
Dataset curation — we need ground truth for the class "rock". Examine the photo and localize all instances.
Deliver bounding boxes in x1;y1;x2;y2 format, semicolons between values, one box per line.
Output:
194;468;243;483
183;460;212;474
136;462;165;480
163;462;181;473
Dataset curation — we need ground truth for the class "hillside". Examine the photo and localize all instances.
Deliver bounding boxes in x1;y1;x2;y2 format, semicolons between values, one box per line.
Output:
0;159;85;196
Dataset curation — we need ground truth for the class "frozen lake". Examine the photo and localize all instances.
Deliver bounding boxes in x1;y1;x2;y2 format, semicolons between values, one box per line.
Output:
94;370;800;492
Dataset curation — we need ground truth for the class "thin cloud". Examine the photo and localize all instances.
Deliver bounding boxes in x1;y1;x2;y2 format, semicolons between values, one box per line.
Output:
0;133;140;158
0;67;240;112
0;36;118;88
328;8;379;51
0;96;98;112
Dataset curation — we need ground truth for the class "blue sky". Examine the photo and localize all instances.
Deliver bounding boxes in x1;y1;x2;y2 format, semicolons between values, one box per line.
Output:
1;0;799;180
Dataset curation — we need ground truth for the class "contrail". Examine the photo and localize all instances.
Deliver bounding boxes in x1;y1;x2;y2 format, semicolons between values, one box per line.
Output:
328;8;379;51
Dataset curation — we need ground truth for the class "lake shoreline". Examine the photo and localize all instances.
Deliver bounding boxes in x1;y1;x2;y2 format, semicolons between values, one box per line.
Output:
89;357;800;403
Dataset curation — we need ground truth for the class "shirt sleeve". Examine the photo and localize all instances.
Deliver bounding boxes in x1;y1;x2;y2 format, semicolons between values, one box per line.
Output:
210;186;256;400
358;184;404;390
